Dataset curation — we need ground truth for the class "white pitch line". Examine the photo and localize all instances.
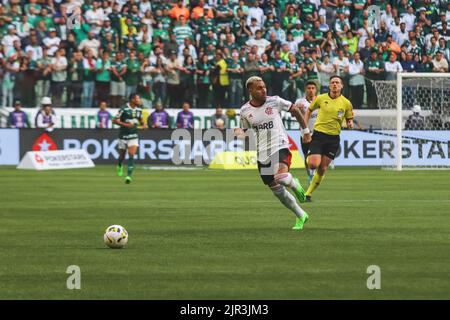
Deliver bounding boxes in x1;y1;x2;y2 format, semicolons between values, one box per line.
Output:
140;166;204;171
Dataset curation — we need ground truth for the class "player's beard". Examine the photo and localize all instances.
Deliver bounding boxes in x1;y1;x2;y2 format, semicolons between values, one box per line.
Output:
257;92;267;103
250;93;266;106
253;96;266;106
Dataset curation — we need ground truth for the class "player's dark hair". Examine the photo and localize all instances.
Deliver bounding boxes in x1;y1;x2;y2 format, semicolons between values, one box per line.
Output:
305;81;317;88
129;93;139;101
329;75;343;83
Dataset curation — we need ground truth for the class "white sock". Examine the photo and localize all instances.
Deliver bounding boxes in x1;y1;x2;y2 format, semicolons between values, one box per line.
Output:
274;172;298;190
271;185;305;218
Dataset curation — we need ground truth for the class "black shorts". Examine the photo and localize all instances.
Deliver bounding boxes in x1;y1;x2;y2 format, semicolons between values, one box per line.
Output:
301;141;310;162
257;148;292;185
307;131;340;160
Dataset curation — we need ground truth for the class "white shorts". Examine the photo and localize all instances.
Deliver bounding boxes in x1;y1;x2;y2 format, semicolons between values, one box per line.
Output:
118;138;139;150
111;81;126;96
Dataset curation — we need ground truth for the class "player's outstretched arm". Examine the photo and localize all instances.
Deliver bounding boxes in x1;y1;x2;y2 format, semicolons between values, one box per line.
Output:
290;104;311;143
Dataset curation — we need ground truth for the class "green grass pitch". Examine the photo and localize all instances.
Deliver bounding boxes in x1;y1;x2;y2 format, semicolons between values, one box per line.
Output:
1;165;449;299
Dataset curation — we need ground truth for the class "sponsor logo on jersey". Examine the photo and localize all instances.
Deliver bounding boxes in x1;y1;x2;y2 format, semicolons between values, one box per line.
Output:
253;121;274;131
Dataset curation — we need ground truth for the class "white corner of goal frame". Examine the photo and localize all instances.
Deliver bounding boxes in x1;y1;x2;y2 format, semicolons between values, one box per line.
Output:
17;149;95;170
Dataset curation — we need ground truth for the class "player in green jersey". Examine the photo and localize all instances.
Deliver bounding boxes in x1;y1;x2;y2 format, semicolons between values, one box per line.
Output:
112;93;147;184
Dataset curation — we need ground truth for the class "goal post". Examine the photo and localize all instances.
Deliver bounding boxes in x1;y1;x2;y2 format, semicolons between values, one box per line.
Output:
371;73;450;171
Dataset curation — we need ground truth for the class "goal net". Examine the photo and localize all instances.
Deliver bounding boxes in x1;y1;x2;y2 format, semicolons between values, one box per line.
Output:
371;73;450;170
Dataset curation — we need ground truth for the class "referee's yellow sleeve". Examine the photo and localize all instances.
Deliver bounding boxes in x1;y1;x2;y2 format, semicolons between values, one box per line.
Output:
345;100;353;119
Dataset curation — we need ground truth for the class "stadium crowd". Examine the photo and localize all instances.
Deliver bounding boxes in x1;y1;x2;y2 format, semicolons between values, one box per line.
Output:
0;0;449;113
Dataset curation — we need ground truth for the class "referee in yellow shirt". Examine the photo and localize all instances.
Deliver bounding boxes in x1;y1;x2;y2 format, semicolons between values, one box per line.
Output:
303;75;354;202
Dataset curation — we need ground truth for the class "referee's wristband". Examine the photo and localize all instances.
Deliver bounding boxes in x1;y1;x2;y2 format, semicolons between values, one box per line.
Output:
301;128;311;135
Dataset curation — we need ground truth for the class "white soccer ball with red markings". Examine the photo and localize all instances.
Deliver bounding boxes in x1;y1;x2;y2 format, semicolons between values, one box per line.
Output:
104;225;128;249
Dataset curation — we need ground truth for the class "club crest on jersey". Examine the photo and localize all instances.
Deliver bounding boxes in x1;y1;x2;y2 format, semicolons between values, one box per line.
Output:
337;110;343;117
265;107;273;115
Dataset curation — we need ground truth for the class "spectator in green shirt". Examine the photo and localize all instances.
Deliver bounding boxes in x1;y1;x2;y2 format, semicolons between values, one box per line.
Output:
227;51;244;108
365;50;384;108
180;55;196;107
96;51;111;106
34;7;54;30
286;53;302;101
110;51;127;108
258;52;274;95
300;1;317;22
233;0;249;17
67;49;84;108
215;0;234;27
152;21;169;43
125;50;141;99
138;36;152;58
196;53;211;108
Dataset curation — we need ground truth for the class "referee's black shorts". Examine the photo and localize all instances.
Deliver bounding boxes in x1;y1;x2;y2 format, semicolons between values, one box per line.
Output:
301;141;310;160
307;131;340;160
257;148;292;185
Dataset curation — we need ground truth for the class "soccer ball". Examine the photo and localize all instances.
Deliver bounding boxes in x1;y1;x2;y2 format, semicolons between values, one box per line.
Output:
104;225;128;249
